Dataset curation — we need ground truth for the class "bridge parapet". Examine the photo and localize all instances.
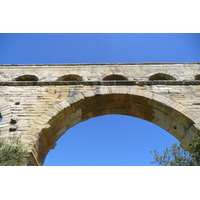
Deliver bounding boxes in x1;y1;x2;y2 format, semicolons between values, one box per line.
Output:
0;63;199;82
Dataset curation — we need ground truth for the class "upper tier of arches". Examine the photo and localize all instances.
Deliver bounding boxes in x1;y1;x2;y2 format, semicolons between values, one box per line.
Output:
11;73;200;82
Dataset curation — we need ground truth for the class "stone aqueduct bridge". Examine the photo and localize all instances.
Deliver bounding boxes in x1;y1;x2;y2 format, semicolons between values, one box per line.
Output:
0;63;200;165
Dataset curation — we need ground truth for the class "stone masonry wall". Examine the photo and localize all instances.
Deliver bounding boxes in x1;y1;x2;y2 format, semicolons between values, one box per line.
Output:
0;63;199;165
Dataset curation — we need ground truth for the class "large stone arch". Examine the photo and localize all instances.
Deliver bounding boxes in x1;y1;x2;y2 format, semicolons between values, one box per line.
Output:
27;86;200;165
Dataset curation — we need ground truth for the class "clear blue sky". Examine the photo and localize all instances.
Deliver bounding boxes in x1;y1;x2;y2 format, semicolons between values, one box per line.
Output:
0;33;200;166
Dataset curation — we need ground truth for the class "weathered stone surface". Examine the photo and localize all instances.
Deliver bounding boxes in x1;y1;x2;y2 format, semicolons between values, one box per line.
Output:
0;63;199;165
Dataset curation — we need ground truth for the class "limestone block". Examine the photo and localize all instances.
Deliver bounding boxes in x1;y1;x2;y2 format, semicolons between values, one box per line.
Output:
69;109;82;121
53;104;64;112
181;109;199;121
9;124;18;131
174;104;185;111
94;86;110;95
109;86;129;94
181;133;194;147
75;92;84;100
82;90;96;98
59;100;70;109
187;124;199;138
67;96;82;105
194;117;200;125
128;87;140;95
152;117;171;132
55;126;67;140
44;107;60;118
0;123;9;129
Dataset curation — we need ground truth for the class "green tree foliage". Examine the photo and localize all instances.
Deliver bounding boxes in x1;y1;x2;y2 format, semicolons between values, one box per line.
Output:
151;133;200;166
0;135;30;166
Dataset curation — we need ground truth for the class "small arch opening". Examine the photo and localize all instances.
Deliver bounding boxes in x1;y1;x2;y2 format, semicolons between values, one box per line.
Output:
149;73;176;81
57;74;83;81
15;75;38;81
102;74;128;81
195;74;200;80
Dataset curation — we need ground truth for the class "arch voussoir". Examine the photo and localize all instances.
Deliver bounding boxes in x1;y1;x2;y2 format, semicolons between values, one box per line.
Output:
59;100;71;109
94;86;111;95
108;86;130;94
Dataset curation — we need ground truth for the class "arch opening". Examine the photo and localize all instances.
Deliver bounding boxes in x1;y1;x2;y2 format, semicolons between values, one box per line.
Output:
15;75;38;81
149;73;176;80
102;74;128;81
195;74;200;80
57;74;83;81
44;114;179;166
32;90;199;166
